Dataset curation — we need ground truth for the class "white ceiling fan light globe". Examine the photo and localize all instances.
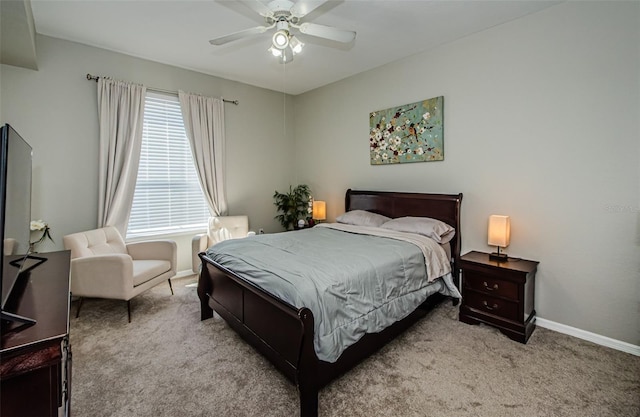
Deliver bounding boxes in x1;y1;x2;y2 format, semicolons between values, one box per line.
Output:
289;36;304;54
268;46;282;57
272;30;290;49
291;43;303;55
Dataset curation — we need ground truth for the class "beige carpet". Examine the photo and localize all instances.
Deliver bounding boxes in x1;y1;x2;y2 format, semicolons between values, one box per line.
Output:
70;277;640;417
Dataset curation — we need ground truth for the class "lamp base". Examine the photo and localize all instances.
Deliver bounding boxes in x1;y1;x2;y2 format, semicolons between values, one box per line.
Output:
489;252;508;262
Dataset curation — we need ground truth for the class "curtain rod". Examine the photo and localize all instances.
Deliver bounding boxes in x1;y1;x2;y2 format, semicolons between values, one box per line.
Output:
85;73;239;105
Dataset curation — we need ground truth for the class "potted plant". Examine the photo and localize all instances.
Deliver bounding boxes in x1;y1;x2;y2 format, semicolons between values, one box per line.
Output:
273;184;311;231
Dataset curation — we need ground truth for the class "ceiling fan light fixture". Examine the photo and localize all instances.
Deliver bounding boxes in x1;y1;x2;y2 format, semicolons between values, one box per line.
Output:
289;36;304;54
210;0;358;66
272;30;290;50
268;46;283;57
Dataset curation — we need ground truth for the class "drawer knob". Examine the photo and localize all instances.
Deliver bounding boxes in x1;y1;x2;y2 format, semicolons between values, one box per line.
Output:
483;281;499;291
483;300;499;310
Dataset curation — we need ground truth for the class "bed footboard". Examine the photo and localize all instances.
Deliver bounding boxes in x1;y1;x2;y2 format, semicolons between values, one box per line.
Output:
198;252;319;416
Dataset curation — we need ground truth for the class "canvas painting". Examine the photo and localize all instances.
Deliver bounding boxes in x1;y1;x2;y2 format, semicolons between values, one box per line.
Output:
369;96;444;165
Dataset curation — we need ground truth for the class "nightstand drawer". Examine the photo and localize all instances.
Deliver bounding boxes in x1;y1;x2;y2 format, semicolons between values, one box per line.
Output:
463;291;519;321
464;271;518;300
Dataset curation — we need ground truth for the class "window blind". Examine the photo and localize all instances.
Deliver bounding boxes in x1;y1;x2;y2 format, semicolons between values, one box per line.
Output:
127;92;210;238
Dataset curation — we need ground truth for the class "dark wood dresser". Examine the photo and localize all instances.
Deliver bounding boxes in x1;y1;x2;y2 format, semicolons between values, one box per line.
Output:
459;251;538;343
1;250;72;417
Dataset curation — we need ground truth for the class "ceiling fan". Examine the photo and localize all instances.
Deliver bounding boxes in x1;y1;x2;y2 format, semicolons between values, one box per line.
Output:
209;0;356;63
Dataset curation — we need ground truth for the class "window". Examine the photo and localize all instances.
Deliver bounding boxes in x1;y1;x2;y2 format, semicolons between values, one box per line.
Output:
127;92;210;238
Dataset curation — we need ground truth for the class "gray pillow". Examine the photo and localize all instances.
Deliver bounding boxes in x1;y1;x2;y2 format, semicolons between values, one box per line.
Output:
380;216;455;243
336;210;391;228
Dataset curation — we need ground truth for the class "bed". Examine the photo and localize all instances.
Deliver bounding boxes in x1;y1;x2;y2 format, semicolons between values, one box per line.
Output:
197;189;463;416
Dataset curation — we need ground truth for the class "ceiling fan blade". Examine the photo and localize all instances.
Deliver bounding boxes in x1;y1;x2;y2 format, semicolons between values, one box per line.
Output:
237;0;274;18
298;22;356;43
209;26;270;46
290;0;326;18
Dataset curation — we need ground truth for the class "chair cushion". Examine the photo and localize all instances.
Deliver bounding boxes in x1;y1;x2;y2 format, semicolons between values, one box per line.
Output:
132;259;171;287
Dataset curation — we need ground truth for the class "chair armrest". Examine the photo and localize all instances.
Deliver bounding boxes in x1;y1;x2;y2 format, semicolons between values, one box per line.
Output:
127;240;177;265
192;233;209;274
70;254;133;299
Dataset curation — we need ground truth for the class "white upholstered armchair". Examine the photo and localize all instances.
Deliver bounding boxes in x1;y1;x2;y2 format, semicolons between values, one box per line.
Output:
63;226;177;322
192;215;250;273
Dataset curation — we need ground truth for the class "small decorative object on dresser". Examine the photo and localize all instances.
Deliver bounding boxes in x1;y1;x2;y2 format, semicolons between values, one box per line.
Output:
29;219;54;253
458;251;539;343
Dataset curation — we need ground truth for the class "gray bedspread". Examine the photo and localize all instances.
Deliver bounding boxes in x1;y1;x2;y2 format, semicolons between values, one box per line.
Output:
205;225;461;363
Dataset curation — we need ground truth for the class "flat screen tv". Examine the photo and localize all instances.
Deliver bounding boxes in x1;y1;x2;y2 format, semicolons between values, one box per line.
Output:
1;123;44;327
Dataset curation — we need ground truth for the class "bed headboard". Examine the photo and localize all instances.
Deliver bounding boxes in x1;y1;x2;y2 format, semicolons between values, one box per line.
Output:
345;189;463;283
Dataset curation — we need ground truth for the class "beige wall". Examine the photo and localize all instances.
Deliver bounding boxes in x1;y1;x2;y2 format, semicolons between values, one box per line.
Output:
0;35;296;272
293;2;640;345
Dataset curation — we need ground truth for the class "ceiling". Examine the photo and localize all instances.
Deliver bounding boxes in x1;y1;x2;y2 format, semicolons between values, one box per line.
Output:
27;0;560;95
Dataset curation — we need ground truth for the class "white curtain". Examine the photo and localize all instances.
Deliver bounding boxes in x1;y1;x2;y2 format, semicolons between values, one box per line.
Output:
97;78;147;235
178;90;228;216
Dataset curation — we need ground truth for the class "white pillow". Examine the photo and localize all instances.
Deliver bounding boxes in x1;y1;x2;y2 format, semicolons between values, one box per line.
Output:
380;216;455;243
336;210;391;228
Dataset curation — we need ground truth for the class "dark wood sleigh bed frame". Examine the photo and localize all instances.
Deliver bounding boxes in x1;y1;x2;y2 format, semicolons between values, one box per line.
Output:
197;189;463;416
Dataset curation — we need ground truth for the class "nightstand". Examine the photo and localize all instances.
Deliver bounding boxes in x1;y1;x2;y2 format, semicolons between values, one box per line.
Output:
458;251;539;343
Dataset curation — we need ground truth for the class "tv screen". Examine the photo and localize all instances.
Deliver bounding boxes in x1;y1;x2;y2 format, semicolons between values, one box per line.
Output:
1;123;37;325
1;124;32;258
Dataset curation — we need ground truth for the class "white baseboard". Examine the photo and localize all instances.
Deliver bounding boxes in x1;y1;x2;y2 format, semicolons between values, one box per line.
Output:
536;317;640;356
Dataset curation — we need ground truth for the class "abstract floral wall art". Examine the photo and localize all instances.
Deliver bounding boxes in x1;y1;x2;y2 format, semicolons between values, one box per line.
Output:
369;96;444;165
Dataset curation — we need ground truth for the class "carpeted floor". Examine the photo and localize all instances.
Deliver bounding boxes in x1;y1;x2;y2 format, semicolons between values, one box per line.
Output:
70;277;640;417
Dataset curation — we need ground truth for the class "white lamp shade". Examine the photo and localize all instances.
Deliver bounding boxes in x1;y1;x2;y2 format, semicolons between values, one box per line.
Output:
312;200;326;221
289;36;304;54
272;30;289;49
268;46;282;57
488;215;511;248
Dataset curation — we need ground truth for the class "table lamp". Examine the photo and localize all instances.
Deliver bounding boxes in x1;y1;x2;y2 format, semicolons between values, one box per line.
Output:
488;215;510;262
312;200;326;222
